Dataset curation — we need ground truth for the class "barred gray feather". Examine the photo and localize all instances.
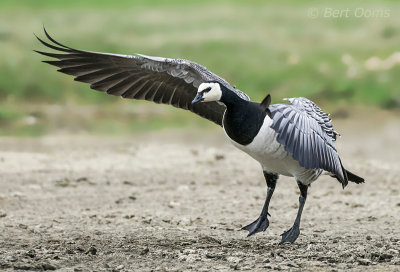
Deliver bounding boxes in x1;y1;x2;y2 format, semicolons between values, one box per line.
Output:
283;97;339;141
35;28;250;126
269;99;347;186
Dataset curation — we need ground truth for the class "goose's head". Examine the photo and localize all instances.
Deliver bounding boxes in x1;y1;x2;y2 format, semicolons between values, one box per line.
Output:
192;82;222;104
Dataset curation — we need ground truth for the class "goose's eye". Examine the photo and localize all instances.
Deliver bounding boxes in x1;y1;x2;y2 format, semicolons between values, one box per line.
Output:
201;87;211;94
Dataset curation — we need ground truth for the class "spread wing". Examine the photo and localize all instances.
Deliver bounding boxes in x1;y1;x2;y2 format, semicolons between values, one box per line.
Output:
34;28;250;126
269;98;347;186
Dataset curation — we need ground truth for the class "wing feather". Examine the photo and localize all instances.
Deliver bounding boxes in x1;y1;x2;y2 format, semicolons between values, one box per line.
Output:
284;97;339;141
269;103;347;186
35;28;250;126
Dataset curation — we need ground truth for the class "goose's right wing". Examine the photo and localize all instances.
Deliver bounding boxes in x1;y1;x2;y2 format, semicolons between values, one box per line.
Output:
284;97;339;141
269;103;348;187
35;28;250;126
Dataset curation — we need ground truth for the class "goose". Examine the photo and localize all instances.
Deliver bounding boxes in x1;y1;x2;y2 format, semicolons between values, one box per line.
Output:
35;28;364;244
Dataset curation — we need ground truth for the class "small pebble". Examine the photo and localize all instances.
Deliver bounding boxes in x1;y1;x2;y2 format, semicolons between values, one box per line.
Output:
19;224;28;229
76;177;88;182
26;249;36;258
5;255;17;262
42;263;56;270
116;264;124;270
168;201;180;208
227;256;241;263
13;264;35;270
86;246;97;255
358;258;372;265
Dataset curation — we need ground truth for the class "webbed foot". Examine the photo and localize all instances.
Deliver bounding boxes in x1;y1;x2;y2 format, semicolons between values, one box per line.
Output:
279;223;300;244
242;213;270;237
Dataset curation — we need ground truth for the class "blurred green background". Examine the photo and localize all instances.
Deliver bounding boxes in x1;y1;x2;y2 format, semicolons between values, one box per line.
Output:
0;0;399;136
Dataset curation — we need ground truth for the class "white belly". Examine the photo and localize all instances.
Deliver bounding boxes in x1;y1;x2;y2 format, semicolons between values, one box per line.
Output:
224;116;320;184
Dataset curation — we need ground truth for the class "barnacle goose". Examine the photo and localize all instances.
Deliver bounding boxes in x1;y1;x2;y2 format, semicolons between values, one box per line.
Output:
35;28;364;244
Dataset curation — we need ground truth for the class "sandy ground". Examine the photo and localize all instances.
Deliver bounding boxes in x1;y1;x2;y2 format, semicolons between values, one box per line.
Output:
0;113;400;271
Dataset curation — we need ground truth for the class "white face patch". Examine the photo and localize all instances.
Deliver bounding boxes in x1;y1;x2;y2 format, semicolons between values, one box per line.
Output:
197;82;222;102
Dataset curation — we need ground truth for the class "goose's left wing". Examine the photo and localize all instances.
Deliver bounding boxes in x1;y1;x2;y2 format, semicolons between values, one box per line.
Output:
35;28;250;126
269;100;348;187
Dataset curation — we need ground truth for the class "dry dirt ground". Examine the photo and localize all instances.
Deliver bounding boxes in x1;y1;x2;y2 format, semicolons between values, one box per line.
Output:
0;113;399;271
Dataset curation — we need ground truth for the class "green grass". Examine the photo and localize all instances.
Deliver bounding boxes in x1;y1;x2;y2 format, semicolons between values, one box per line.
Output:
1;0;399;135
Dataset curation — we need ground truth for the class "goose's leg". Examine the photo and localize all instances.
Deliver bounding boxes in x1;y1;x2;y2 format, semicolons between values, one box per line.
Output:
242;172;278;236
280;180;308;244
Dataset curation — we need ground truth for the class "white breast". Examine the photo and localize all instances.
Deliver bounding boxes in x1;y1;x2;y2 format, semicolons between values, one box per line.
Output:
225;116;320;183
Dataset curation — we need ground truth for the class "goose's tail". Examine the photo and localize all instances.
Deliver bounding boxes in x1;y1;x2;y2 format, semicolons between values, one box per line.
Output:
330;169;364;187
345;169;364;184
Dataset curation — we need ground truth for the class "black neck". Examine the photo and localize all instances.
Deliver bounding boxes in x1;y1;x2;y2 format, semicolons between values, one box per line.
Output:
220;88;244;106
222;91;266;146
